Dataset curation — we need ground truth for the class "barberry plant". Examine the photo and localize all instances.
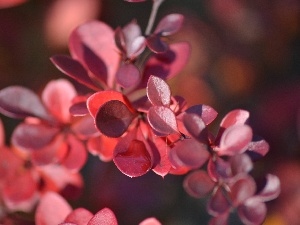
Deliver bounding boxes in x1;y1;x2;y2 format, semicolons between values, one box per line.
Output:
0;0;280;224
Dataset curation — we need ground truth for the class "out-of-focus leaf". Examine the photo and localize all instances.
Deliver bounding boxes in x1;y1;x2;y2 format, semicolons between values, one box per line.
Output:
207;157;231;182
87;208;118;225
64;208;93;225
230;176;256;206
0;0;27;8
116;63;141;88
62;134;87;172
147;106;178;136
154;14;184;36
0;147;23;181
146;34;168;53
69;20;120;88
230;154;253;176
246;136;269;160
207;187;231;216
35;192;72;225
12;123;60;150
147;75;171;106
256;174;280;202
184;104;218;125
95;100;135;138
237;198;267;225
217;125;252;156
183;170;215;198
208;213;229;225
0;86;52;121
71;115;98;139
50;55;98;91
69;101;89;116
124;0;146;2
113;130;152;177
142;42;191;87
42;79;77;124
139;217;162;225
169;139;209;169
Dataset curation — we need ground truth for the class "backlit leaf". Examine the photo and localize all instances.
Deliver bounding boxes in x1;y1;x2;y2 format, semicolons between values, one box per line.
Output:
154;14;184;36
238;198;267;225
87;208;118;225
64;208;93;225
147;75;171;106
185;104;218;125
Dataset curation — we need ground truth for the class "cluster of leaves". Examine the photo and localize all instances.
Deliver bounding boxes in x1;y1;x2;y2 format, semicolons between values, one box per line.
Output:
0;0;280;224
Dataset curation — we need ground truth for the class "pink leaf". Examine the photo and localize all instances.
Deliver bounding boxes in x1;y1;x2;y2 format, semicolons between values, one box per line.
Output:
238;198;267;225
50;55;98;91
169;139;209;169
147;106;178;136
183;170;215;198
64;208;93;225
87;208;118;225
71;115;99;139
95;100;135;138
128;36;146;59
0;86;52;121
142;42;191;87
69;101;89;116
69;20;120;88
42;79;77;124
113;130;152;177
146;34;168;53
256;174;280;202
229;154;253;176
147;75;171;106
220;109;250;128
116;63;141;88
217;125;253;156
184;104;218;125
230;176;257;206
62;134;87;172
139;217;162;225
12;123;60;150
246;136;269;160
35;192;72;225
154;14;184;36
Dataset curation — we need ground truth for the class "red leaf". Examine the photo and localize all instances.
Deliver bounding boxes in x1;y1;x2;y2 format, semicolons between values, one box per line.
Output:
69;101;89;116
139;217;161;225
95;100;135;138
230;176;257;206
183;113;208;143
207;187;231;217
147;75;171;106
154;14;184;36
220;109;250;129
147;106;178;136
146;34;168;53
217;125;253;156
256;174;280;202
87;91;133;119
183;170;215;198
50;55;98;91
64;208;93;225
35;192;72;225
12;123;60;150
113;130;152;177
0;86;52;121
42;79;77;124
116;63;141;88
71;115;99;139
169;139;209;169
69;20;120;88
87;208;118;225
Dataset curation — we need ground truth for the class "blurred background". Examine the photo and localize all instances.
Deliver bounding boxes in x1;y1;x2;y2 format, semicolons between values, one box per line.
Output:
0;0;299;224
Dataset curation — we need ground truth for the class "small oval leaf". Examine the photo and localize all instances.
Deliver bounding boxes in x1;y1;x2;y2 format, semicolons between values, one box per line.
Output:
147;75;171;106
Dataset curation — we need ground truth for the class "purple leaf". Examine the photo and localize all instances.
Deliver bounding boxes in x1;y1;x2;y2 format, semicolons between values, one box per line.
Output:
217;125;253;156
127;36;146;59
208;213;229;225
50;55;98;91
147;75;171;106
220;109;250;128
64;208;93;225
12;123;60;150
185;104;218;125
114;27;126;55
113;130;152;177
146;34;168;53
142;42;191;87
207;157;232;181
246;136;269;160
230;176;257;206
147;106;178;136
69;20;120;88
0;86;52;121
69;101;89;116
256;174;280;202
183;113;208;143
183;170;215;198
95;100;135;138
154;14;184;36
169;139;209;169
116;63;141;88
229;154;253;176
207;187;231;216
237;198;267;225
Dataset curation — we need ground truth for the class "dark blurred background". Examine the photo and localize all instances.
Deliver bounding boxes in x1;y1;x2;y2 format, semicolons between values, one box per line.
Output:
0;0;299;224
